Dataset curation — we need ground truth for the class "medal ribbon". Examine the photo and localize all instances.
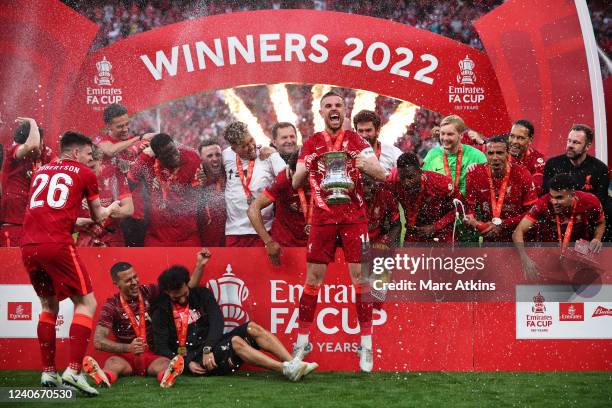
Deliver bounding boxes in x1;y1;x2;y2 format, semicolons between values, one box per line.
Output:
322;130;345;152
486;163;511;220
443;145;463;191
236;155;255;201
172;303;190;356
406;175;426;226
119;290;147;347
556;199;577;253
154;160;179;204
297;187;313;228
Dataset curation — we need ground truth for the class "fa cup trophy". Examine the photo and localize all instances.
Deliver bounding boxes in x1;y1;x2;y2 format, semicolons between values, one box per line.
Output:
320;151;354;204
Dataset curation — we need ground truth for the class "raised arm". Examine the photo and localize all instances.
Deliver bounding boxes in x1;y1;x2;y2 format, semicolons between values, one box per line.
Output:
14;117;41;159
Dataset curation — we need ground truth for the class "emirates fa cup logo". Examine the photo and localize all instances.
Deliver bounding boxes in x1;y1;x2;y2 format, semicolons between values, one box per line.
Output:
94;56;114;86
207;264;250;333
532;292;546;314
457;55;476;85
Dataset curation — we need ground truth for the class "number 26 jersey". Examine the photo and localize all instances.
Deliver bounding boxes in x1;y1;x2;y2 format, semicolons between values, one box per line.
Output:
21;159;100;246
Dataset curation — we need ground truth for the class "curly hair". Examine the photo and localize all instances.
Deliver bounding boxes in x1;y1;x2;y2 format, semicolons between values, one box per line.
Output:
223;121;249;145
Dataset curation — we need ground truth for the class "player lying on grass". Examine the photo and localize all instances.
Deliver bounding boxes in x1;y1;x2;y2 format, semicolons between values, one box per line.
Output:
83;249;210;388
152;265;318;382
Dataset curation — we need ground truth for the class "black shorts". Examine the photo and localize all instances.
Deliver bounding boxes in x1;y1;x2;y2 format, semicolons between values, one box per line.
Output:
210;323;259;375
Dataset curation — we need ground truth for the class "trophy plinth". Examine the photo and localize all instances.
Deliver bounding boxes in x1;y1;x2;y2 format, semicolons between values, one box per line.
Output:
320;151;354;205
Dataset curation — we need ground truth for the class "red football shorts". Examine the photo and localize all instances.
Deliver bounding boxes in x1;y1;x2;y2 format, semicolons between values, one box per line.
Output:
21;243;93;301
1;224;23;247
225;234;265;247
113;350;164;376
307;223;368;264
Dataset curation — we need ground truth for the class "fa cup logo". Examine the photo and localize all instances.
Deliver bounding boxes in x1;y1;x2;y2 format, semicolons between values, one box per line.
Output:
532;292;546;314
207;264;250;333
94;56;114;86
457;55;476;85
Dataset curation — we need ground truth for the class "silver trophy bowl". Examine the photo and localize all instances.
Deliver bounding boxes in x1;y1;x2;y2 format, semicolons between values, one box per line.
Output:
320;151;354;204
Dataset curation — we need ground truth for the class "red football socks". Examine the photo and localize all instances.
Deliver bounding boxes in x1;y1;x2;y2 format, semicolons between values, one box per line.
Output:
355;284;373;335
104;369;118;384
38;312;57;373
68;314;93;371
298;284;321;335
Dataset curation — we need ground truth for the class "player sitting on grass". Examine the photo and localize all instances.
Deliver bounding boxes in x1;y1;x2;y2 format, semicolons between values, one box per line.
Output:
83;249;210;388
152;265;318;382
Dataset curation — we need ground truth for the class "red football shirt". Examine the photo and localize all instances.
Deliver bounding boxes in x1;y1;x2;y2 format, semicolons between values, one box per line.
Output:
97;133;147;220
1;144;55;224
98;284;160;344
525;191;604;242
76;163;132;246
264;170;309;247
298;130;371;226
387;170;462;243
465;163;537;241
21;159;99;245
365;186;400;245
509;147;545;195
128;146;201;246
198;179;226;247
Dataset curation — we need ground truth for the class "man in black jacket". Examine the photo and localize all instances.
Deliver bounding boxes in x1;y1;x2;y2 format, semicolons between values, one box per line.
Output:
542;124;610;240
152;265;317;382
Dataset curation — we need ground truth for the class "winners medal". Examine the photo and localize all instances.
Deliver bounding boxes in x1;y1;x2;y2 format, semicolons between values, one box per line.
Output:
172;304;189;357
236;155;255;206
297;186;313;235
486;163;511;228
119;289;148;351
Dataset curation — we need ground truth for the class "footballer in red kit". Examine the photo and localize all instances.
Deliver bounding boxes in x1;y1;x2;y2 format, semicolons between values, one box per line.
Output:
0;118;55;247
97;103;154;246
76;145;134;247
464;136;537;242
290;91;388;373
196;140;226;247
248;152;310;266
82;250;209;388
363;176;400;247
128;133;201;247
388;152;463;243
508;119;545;194
513;173;605;279
20;131;120;396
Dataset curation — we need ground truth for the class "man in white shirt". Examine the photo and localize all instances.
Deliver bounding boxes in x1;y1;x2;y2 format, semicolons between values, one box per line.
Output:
353;110;402;172
223;122;286;247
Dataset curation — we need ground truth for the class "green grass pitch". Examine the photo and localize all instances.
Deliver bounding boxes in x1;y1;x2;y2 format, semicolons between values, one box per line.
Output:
0;371;611;407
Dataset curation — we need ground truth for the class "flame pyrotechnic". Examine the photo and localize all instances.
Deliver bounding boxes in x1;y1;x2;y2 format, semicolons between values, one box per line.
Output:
379;101;419;145
221;88;268;146
268;84;302;144
351;90;378;124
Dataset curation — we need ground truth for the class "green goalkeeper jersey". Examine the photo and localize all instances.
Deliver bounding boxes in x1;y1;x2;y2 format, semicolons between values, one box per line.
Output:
422;144;487;196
